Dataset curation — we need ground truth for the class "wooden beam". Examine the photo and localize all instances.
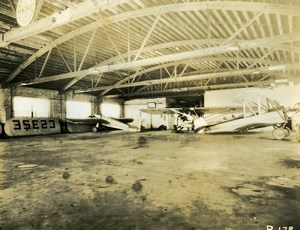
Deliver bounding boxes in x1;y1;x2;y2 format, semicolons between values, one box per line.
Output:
134;14;161;62
5;2;300;82
121;80;274;98
38;48;52;78
32;0;44;22
74;64;300;93
73;37;77;72
78;29;97;71
8;0;15;14
97;31;300;95
1;2;299;48
221;12;263;45
104;27;125;63
127;20;131;62
56;46;72;72
61;30;97;91
0;0;130;47
15;31;300;88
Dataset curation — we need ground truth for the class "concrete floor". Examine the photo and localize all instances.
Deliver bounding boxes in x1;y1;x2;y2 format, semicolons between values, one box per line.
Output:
0;130;299;230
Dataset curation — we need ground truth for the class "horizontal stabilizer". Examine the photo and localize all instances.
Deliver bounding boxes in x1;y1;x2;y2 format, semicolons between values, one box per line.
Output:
99;115;139;132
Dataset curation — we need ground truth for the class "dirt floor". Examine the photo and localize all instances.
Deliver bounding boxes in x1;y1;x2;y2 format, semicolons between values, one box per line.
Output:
0;130;299;230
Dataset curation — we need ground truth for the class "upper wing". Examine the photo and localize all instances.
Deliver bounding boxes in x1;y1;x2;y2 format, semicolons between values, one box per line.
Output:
194;106;243;114
140;108;181;115
141;106;243;116
60;117;105;124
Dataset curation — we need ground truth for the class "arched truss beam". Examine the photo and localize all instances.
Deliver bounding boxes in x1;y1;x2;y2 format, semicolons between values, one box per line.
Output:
109;56;283;79
4;1;300;83
98;32;300;95
73;64;300;94
16;31;300;89
61;56;276;93
120;81;275;98
103;55;283;87
0;0;130;47
96;40;300;66
62;40;296;91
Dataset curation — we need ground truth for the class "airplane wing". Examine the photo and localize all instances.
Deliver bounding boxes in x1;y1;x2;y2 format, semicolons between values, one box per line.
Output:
204;110;286;133
140;108;180;115
61;116;138;133
116;118;134;124
60;118;104;124
99;115;138;132
141;106;243;116
193;106;243;114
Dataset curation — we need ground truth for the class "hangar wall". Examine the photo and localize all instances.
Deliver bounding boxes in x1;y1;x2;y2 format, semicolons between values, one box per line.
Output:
100;97;124;118
0;88;10;123
0;87;98;123
205;84;300;108
124;98;171;129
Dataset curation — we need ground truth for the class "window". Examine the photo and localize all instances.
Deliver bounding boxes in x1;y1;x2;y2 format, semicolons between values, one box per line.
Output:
100;102;121;118
147;102;156;108
66;101;91;118
13;96;50;117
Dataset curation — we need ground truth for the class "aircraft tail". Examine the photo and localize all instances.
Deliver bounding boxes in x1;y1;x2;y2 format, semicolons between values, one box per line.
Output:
101;115;140;132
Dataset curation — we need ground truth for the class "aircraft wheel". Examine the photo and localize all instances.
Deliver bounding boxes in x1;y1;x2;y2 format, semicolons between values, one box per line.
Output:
272;127;286;140
294;102;300;111
92;127;98;133
284;127;291;137
158;125;167;131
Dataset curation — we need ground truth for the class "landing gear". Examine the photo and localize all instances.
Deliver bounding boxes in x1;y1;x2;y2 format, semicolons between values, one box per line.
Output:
272;127;290;140
92;123;100;133
272;127;285;140
158;125;167;131
283;127;291;137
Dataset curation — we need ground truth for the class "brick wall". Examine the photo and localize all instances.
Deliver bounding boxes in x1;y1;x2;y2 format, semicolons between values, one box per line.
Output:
0;88;11;123
0;87;98;122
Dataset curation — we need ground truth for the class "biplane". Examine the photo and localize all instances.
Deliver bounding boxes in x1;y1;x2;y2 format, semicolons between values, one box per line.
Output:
140;97;292;140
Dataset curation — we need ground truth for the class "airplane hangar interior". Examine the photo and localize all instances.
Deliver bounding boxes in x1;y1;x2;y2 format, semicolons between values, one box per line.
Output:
0;0;300;229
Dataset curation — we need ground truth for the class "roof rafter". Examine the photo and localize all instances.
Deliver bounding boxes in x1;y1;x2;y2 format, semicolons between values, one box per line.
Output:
4;1;300;83
121;80;274;98
76;64;299;94
74;64;299;94
0;0;131;47
98;31;300;95
13;31;300;90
